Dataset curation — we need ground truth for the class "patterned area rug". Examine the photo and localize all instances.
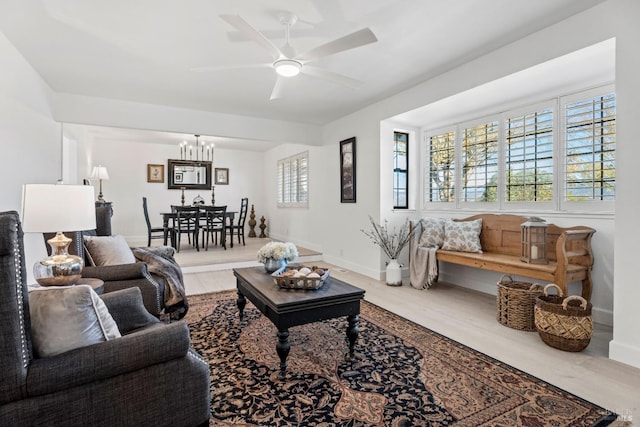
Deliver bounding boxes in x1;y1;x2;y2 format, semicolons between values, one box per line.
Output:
185;291;616;426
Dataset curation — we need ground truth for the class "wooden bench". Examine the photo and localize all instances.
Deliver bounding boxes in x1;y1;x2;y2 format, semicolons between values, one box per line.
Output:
412;214;596;301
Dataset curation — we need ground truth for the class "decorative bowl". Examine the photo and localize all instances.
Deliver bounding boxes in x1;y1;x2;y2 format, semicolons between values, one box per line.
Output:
272;265;330;290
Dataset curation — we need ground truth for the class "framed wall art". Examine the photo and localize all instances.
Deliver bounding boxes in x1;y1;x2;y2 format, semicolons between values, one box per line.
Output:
147;164;164;183
340;137;356;203
215;167;229;185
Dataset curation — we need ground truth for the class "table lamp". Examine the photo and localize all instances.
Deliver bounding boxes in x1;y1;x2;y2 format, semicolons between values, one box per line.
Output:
21;184;96;286
90;165;109;202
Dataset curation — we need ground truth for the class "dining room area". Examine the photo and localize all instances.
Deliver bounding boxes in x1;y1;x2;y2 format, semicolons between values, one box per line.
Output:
150;196;249;253
72;125;276;256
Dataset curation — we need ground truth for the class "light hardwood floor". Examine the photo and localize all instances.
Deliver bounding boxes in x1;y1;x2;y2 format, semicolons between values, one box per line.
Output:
174;238;639;425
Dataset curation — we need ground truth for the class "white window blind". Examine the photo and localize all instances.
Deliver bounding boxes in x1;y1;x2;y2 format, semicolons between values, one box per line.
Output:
564;93;615;201
422;84;615;212
505;108;554;202
462;121;499;202
277;152;308;207
427;131;456;202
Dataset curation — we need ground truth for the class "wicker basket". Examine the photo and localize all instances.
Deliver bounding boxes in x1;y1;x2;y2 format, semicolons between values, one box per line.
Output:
272;265;330;290
496;275;544;331
534;284;593;352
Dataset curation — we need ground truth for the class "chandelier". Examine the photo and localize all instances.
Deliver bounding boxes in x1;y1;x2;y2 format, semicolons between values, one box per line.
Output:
179;134;214;162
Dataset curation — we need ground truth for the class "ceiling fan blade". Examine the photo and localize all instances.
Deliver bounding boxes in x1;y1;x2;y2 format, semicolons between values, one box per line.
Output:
270;77;286;101
190;63;271;72
302;65;363;89
296;28;377;62
220;14;284;60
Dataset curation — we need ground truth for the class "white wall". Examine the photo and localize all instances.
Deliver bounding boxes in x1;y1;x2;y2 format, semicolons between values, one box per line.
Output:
0;31;60;282
609;0;640;370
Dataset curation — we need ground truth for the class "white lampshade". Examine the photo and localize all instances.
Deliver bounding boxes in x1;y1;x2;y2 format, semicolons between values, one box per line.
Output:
21;184;96;233
90;165;109;180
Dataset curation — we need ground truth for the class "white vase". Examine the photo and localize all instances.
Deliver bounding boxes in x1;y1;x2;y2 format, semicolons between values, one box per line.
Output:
386;259;402;286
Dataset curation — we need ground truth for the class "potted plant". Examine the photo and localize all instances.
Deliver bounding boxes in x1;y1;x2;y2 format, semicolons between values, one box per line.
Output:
257;241;299;273
361;216;414;286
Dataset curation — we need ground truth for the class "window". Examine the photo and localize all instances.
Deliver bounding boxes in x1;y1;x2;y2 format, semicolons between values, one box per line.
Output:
462;120;499;202
564;92;616;202
393;131;409;209
505;107;554;203
423;85;615;212
277;152;308;207
428;130;455;202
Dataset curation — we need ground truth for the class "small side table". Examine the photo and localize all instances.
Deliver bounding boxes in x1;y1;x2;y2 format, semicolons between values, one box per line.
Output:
78;278;105;295
28;278;105;295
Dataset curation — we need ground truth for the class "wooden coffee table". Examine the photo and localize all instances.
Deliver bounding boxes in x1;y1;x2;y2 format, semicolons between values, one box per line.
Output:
234;266;365;379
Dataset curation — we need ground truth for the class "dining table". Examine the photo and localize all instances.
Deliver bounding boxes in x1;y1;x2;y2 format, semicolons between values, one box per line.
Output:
160;208;237;249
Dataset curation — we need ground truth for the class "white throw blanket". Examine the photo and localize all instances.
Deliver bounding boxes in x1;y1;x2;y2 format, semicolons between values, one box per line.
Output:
409;220;439;289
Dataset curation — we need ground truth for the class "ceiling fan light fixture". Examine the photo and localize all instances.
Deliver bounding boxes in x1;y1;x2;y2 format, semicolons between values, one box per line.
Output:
274;59;302;77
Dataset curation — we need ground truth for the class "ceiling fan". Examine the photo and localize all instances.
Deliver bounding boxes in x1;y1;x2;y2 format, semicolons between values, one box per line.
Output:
192;13;378;100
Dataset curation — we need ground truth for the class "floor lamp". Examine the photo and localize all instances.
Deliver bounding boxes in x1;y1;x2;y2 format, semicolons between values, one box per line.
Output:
90;165;109;202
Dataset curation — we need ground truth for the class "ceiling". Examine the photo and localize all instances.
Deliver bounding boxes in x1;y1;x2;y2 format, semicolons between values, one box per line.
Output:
0;0;606;147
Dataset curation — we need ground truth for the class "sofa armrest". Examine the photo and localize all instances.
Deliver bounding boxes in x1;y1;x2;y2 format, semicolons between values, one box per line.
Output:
100;287;159;333
82;262;148;281
26;322;190;397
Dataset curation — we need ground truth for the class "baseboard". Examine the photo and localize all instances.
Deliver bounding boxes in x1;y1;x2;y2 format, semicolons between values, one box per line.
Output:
322;254;382;280
439;271;614;326
609;340;640;370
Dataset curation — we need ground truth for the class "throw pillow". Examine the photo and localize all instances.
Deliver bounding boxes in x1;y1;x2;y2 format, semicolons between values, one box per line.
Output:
442;219;483;253
83;235;136;266
29;285;121;358
418;217;445;248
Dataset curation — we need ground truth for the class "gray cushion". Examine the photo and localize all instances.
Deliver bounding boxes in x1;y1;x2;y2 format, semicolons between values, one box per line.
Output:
29;285;121;357
84;235;136;266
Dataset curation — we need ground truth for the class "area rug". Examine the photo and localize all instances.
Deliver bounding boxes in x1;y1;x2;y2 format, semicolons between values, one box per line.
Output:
185;291;616;426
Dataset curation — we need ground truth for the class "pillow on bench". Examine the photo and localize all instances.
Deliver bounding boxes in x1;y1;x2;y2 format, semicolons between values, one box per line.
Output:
418;217;445;248
442;219;483;253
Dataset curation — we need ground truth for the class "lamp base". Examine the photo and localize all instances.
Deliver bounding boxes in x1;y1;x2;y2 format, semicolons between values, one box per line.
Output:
34;232;84;287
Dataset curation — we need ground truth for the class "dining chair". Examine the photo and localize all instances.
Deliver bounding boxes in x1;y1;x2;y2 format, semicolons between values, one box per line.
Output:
228;197;249;246
171;205;200;252
143;197;168;246
200;205;227;250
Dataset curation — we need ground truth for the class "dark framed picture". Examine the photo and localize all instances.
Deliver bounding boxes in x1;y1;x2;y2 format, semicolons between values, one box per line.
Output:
215;168;229;185
340;137;356;203
147;164;164;183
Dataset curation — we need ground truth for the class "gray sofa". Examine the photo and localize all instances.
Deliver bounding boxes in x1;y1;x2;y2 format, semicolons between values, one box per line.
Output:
1;210;210;426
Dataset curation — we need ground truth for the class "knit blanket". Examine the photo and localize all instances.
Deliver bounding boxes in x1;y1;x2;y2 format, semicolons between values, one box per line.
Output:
132;246;188;319
409;219;439;289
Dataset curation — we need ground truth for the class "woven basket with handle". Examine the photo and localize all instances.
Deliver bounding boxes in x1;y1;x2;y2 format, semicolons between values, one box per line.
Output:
496;275;544;331
534;284;593;352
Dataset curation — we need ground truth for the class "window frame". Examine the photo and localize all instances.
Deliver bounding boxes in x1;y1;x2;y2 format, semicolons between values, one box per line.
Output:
501;100;557;212
423;126;456;209
277;151;309;208
393;131;409;209
559;85;615;213
421;85;615;214
457;114;501;211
